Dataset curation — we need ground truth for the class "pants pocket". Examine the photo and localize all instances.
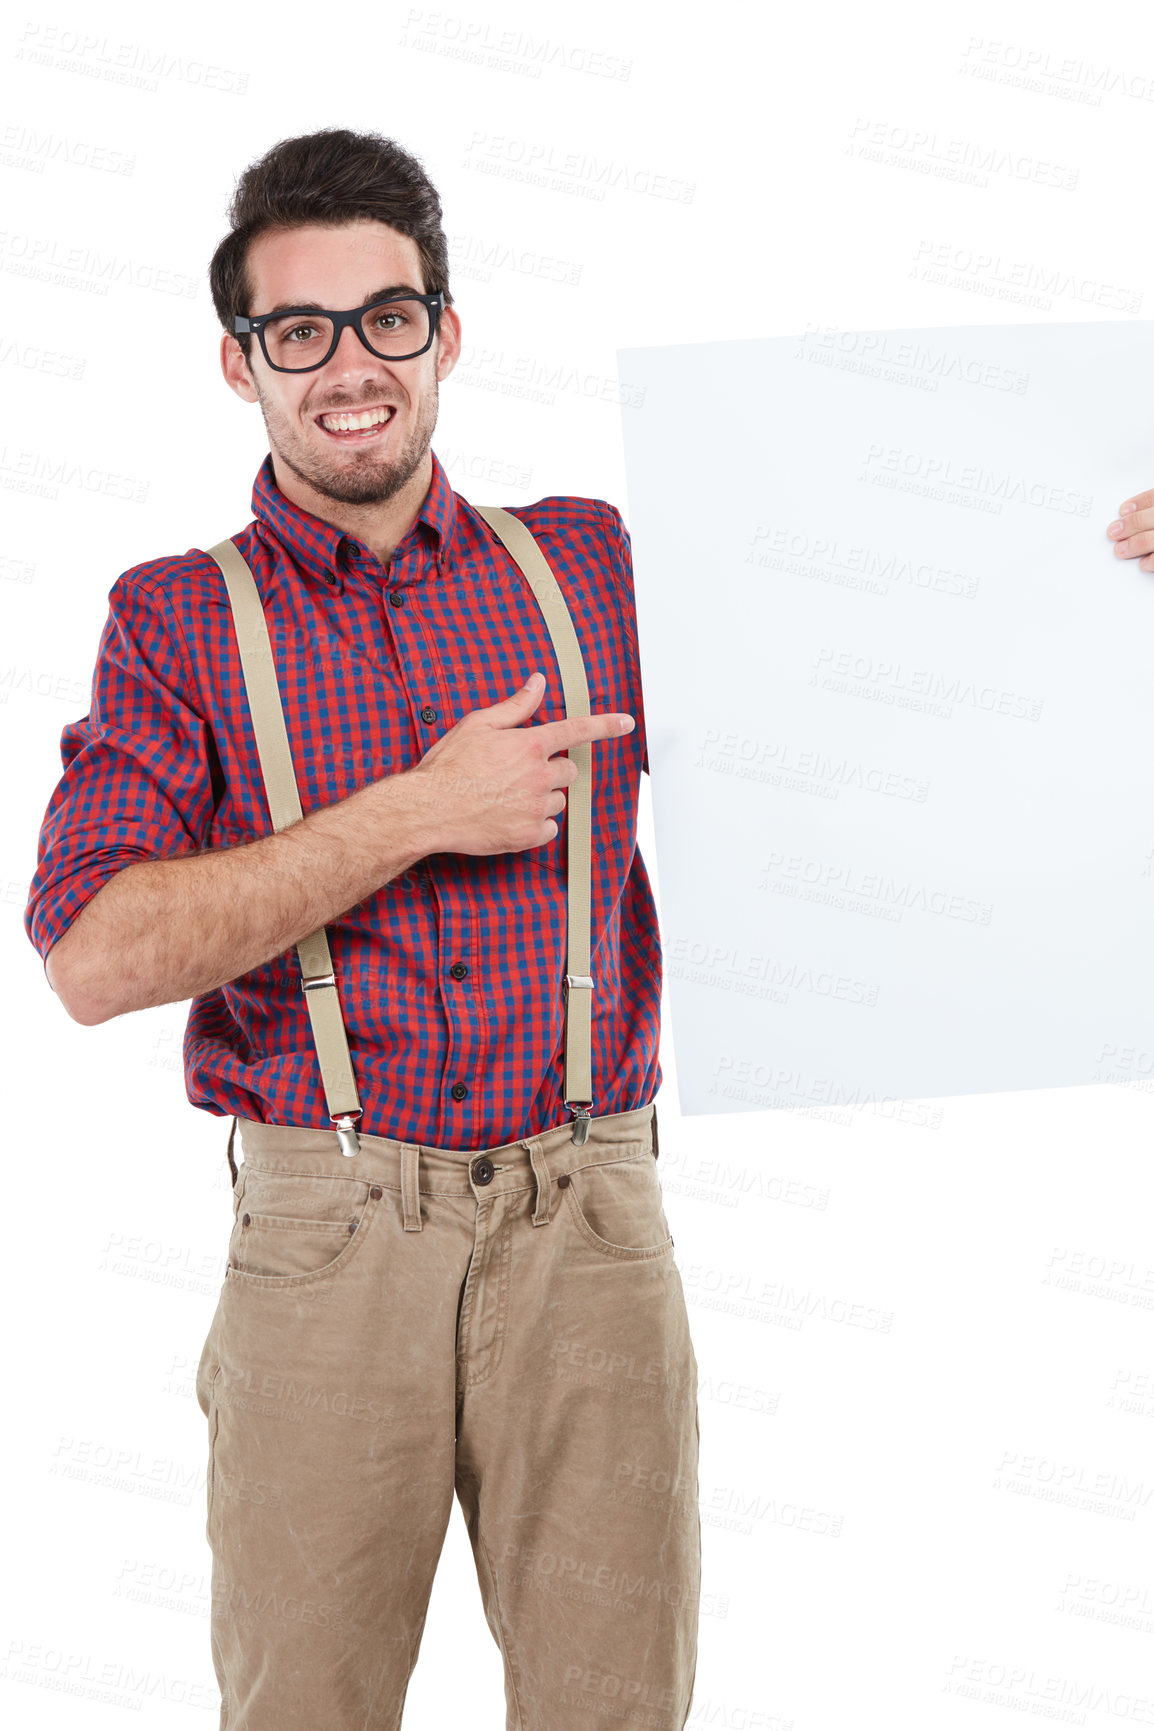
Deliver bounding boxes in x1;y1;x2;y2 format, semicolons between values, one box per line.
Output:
195;1331;222;1542
226;1166;380;1282
205;1364;222;1541
561;1152;675;1259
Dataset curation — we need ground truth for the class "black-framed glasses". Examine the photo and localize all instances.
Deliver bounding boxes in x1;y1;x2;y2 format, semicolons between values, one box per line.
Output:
234;290;445;373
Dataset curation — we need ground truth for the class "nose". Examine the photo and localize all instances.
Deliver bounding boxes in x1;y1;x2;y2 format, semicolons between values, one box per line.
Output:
325;317;391;381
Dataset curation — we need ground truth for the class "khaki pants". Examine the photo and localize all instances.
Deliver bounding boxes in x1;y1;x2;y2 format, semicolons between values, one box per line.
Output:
195;1102;701;1729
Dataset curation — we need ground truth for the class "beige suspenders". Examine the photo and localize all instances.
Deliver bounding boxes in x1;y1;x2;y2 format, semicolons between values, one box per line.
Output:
472;507;594;1127
205;507;595;1160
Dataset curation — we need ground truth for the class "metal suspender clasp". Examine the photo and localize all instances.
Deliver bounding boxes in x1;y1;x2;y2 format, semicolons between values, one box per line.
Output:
331;1112;362;1158
567;1105;592;1146
565;975;595;993
302;972;336;992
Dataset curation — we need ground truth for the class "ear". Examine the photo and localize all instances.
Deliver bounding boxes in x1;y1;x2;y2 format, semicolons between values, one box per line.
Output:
220;331;259;404
434;304;462;383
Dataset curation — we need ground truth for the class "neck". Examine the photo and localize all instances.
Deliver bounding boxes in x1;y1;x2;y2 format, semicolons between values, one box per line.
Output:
268;448;433;569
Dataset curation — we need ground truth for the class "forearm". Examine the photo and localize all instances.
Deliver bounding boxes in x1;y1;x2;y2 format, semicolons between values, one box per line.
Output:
47;771;434;1024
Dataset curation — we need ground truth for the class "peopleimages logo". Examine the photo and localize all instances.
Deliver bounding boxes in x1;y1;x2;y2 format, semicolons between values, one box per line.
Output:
0;229;198;298
0;337;85;380
448;231;582;288
0;123;135;175
15;22;249;95
0;445;148;504
463;132;695;204
397;11;632;81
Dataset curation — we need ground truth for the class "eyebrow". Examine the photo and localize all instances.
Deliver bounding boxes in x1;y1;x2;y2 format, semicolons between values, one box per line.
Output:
263;283;425;315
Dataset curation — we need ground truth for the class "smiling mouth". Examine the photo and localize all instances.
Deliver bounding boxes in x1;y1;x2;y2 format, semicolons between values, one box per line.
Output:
315;405;397;441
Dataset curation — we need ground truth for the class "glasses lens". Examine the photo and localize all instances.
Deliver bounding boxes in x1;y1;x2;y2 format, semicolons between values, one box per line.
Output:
359;298;431;361
261;312;336;371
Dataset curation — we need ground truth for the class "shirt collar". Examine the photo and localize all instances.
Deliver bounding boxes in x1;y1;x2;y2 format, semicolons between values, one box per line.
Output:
250;446;459;587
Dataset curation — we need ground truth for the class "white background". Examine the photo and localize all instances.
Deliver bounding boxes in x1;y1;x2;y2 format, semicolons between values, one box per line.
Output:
2;1;1153;1727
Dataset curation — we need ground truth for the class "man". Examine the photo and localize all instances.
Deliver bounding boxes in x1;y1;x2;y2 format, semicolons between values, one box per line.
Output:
24;129;700;1730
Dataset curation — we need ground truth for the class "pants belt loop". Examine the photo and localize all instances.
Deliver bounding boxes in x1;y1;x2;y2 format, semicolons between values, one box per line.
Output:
400;1143;422;1232
526;1139;552;1227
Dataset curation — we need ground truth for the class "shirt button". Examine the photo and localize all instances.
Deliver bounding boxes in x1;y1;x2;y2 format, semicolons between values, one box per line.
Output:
450;962;469;981
472;1158;495;1185
451;1082;468;1101
420;704;438;723
388;588;405;607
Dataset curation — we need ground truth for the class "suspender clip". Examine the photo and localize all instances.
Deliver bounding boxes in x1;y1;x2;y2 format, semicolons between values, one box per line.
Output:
565;974;594;993
568;1104;592;1145
332;1112;362;1158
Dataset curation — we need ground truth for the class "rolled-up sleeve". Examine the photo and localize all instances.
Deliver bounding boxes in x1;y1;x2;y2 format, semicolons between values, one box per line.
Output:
24;570;217;974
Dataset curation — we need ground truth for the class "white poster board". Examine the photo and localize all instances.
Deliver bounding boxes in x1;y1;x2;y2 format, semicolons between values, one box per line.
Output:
619;321;1154;1116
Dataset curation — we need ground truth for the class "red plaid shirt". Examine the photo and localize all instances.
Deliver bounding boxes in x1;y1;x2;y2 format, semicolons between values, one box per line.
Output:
24;451;662;1148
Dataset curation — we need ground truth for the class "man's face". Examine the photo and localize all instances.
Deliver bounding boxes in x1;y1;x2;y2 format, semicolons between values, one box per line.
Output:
220;219;460;508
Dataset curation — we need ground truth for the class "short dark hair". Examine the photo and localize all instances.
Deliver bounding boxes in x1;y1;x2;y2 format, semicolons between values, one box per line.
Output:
208;128;453;366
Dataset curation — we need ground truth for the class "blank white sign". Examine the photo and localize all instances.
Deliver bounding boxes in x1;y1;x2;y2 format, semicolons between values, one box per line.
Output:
618;321;1154;1116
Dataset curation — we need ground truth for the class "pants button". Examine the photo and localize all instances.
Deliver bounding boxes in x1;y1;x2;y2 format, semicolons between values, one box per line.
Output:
472;1158;495;1185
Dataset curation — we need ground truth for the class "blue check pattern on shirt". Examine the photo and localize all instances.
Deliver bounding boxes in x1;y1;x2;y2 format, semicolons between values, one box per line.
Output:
24;450;662;1148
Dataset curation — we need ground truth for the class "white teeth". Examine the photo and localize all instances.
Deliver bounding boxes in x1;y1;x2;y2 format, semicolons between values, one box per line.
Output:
320;407;392;431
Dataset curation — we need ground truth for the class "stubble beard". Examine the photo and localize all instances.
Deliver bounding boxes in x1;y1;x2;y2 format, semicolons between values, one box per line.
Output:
256;371;439;508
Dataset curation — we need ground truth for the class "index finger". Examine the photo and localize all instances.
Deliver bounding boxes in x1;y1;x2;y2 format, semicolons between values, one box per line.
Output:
533;711;636;753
